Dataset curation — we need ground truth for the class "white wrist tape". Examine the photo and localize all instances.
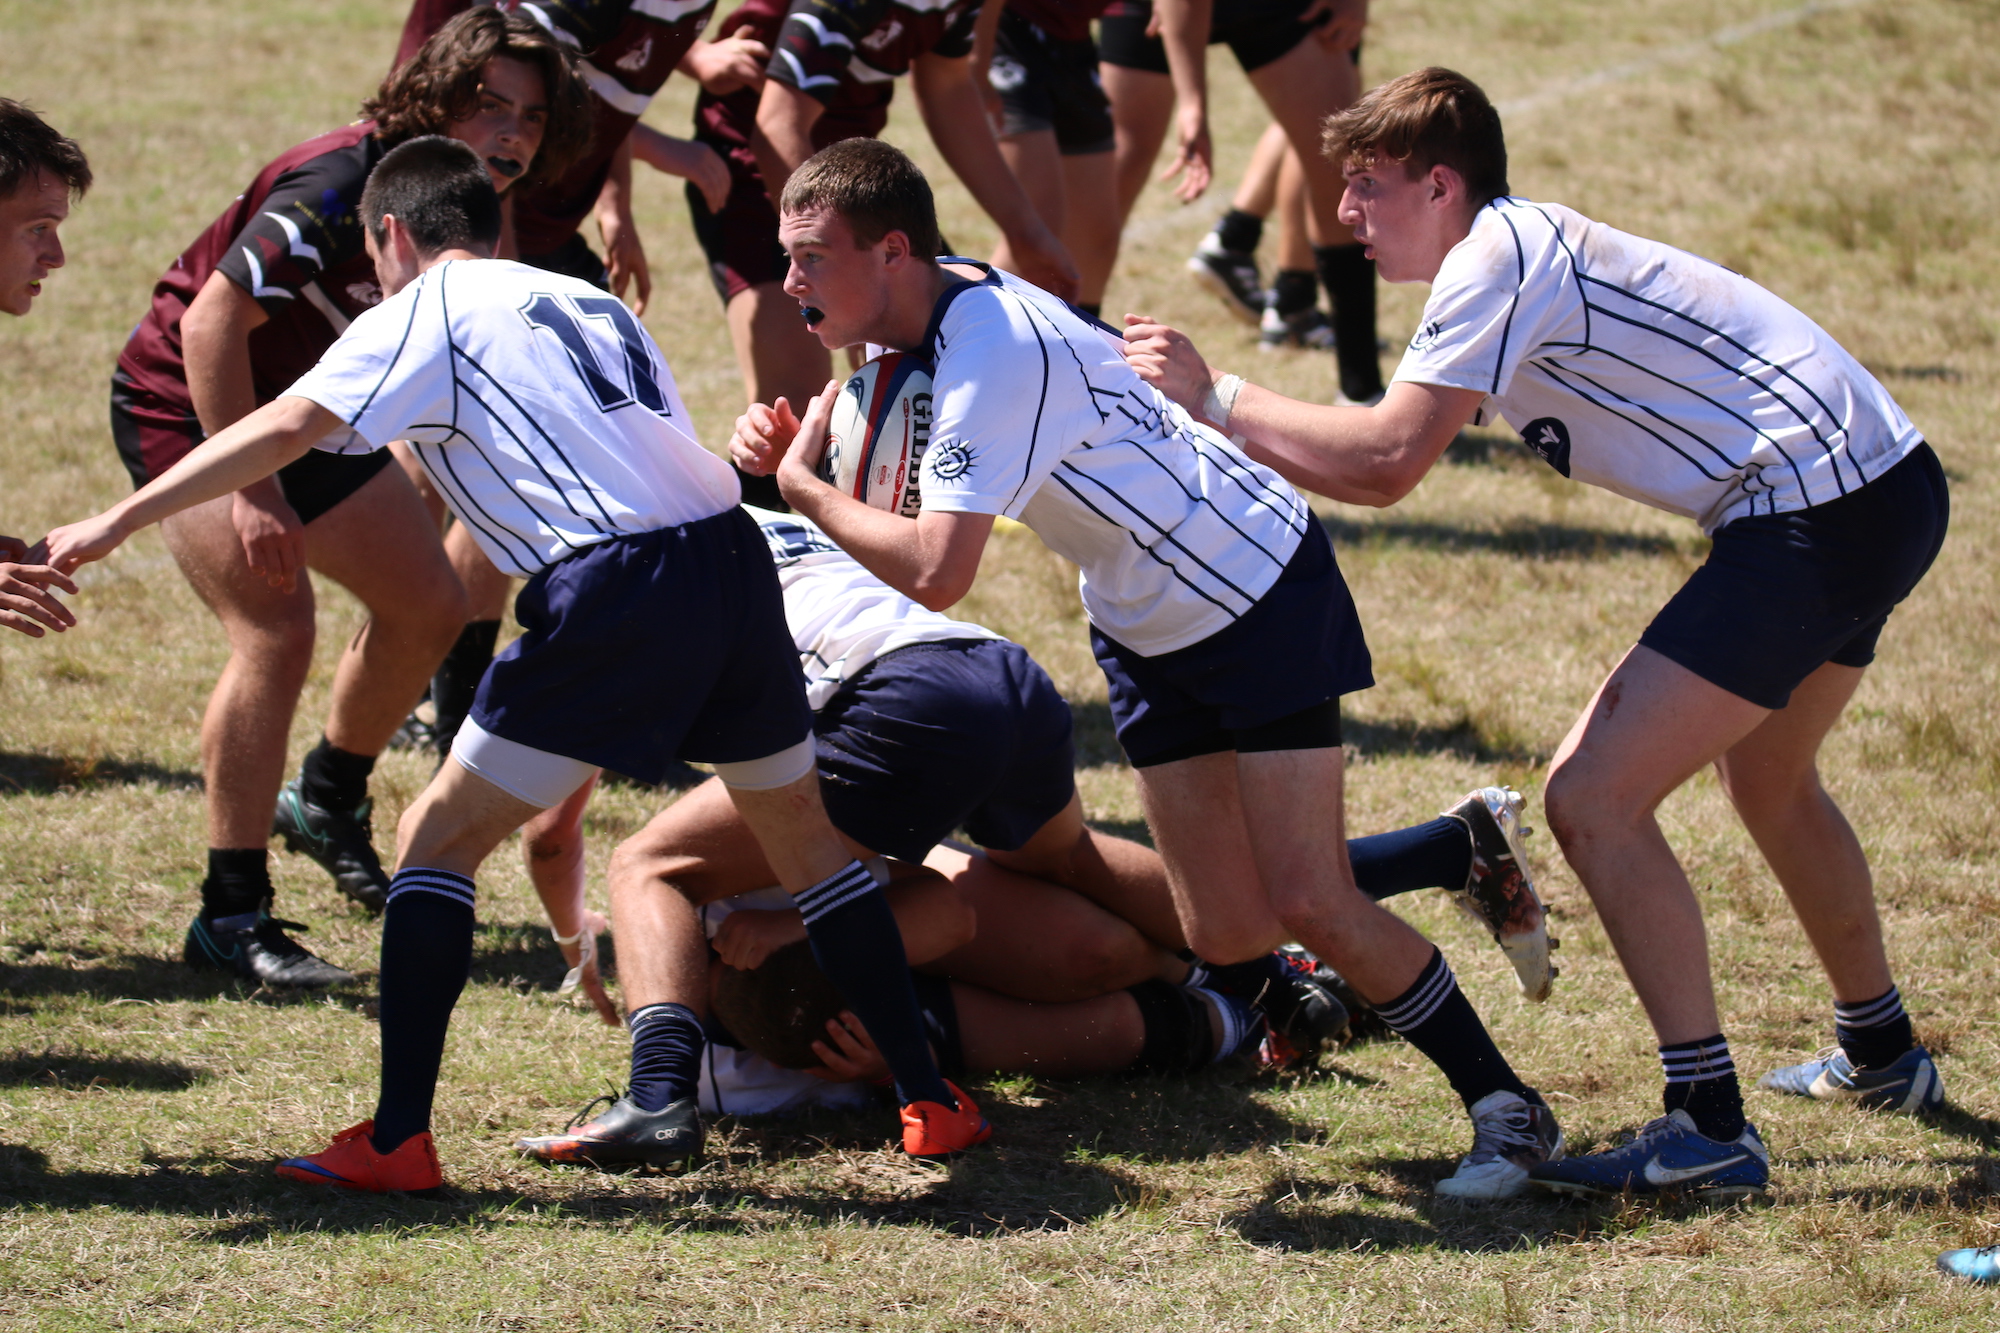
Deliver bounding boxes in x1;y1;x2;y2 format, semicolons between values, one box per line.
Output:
1199;373;1245;432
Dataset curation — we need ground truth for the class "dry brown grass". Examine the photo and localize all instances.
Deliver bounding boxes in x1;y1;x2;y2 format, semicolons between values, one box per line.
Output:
3;0;1999;1327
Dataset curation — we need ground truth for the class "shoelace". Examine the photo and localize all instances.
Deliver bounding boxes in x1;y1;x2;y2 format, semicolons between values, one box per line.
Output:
561;1085;627;1133
252;915;317;956
1463;1103;1544;1165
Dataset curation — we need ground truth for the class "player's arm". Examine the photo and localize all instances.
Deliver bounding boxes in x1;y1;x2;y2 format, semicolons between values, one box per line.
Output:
1154;0;1214;202
180;269;313;588
1122;315;1483;505
969;0;1006;126
909;49;1080;298
751;78;825;197
738;381;996;609
41;396;342;584
630;121;732;211
595;135;651;315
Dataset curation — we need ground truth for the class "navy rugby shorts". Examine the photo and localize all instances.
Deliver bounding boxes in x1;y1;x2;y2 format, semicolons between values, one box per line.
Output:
1639;442;1948;709
470;507;813;785
1092;519;1373;767
813;638;1076;862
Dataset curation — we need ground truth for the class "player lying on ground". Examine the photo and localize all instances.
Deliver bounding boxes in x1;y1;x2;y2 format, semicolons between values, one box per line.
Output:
729;138;1565;1200
1123;67;1949;1200
40;137;985;1190
104;11;592;990
0;100;88;639
507;502;1555;1167
658;870;1268;1125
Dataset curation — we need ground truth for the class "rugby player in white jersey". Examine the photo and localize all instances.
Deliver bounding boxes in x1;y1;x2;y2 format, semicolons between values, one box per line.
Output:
1123;68;1950;1198
39;136;987;1189
731;137;1565;1200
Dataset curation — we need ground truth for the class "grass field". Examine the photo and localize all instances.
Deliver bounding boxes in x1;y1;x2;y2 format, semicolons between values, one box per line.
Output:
4;0;2000;1327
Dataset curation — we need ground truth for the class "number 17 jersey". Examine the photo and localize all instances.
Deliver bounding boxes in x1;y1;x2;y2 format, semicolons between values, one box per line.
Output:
288;258;740;577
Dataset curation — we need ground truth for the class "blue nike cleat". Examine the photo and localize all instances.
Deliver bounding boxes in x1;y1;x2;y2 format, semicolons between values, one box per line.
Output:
1938;1246;2000;1283
1759;1045;1943;1114
1528;1109;1769;1200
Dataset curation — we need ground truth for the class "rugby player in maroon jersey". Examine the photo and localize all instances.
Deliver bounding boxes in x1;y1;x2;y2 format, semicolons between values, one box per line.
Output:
688;0;1079;455
0;100;89;639
109;10;591;987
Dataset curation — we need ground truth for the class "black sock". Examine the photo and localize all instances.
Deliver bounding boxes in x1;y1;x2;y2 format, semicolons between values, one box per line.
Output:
1835;986;1914;1070
1373;947;1531;1110
1314;243;1383;401
627;1002;704;1112
1269;268;1318;317
1186;952;1285;1003
201;848;272;922
1214;208;1263;255
1125;979;1212;1075
1659;1035;1746;1141
430;620;501;750
796;861;954;1108
371;869;476;1153
299;736;376;812
1076;301;1102;319
1348;817;1473;901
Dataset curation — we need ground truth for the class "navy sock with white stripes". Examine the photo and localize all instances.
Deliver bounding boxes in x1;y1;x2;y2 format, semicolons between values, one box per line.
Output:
796;860;955;1109
627;1002;705;1113
1835;985;1914;1071
1348;817;1474;901
1659;1034;1745;1142
371;868;476;1154
1374;947;1533;1111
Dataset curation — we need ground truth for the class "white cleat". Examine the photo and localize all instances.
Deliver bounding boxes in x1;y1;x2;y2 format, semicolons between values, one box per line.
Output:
1440;787;1559;1001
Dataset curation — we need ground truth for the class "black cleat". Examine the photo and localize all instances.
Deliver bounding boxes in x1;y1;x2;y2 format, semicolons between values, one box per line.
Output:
517;1091;704;1170
273;778;391;913
1262;946;1352;1065
184;902;356;988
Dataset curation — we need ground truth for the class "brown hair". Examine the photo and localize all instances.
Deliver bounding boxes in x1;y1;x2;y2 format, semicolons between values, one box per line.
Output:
0;99;91;201
711;940;847;1071
1321;67;1509;205
362;8;591;188
779;137;943;258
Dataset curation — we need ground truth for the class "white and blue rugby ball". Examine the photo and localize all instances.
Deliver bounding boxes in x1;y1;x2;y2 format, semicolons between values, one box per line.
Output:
816;351;933;518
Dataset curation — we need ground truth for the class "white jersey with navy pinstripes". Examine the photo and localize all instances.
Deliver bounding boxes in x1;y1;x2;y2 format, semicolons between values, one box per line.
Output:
287;257;740;577
914;262;1311;658
1393;198;1922;534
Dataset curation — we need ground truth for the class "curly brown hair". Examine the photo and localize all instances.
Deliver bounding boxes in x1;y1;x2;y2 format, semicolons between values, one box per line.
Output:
361;8;591;190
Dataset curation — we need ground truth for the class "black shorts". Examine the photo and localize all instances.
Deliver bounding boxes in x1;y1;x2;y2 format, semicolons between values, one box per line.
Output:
1091;520;1373;767
522;232;612;290
111;368;392;525
990;10;1116;155
1098;0;1327;75
814;639;1076;862
1639;443;1948;709
470;509;814;785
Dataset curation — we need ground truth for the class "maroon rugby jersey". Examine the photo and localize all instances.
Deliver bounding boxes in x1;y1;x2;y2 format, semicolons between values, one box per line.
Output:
116;124;387;427
397;0;715;256
697;0;980;157
1006;0;1111;44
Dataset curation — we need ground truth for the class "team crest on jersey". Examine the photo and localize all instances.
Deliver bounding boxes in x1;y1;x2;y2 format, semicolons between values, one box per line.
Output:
926;436;972;480
617;37;655;71
1409;319;1445;351
863;19;904;50
1521;417;1572;477
346;281;382;307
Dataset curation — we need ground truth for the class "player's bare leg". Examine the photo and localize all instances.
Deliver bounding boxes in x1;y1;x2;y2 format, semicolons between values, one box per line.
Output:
986;791;1187;951
726;279;831;410
1712;661;1892;1001
1244;38;1360;250
993;131;1119;309
953;983;1144;1076
1102;63;1175;225
924;841;1184;1001
1543;646;1772;1046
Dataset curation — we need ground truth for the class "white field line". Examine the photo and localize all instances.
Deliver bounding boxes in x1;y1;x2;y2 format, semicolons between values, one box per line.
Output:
1121;0;1877;246
1495;0;1877;115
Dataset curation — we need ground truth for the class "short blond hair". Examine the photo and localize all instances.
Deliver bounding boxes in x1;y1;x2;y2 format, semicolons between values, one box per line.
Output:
1322;67;1509;204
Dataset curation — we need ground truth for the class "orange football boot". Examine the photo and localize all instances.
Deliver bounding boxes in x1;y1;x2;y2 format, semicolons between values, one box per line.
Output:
900;1080;992;1161
275;1120;443;1192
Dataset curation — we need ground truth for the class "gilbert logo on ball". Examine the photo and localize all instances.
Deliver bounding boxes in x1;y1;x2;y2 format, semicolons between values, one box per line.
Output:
817;351;934;518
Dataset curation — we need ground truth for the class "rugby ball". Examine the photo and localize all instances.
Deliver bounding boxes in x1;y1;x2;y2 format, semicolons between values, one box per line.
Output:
816;352;933;518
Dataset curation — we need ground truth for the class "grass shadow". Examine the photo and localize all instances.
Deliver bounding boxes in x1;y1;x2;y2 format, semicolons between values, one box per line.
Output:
1927;1105;2000;1152
0;955;364;1005
0;1050;211;1091
0;750;203;796
1318;514;1683;561
1220;1168;1575;1254
1344;715;1542;765
466;921;615;993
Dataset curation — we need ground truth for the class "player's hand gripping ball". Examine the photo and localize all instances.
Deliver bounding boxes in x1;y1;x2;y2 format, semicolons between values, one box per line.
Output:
815;352;933;518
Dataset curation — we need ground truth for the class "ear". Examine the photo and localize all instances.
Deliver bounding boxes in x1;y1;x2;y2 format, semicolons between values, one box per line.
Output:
879;227;913;268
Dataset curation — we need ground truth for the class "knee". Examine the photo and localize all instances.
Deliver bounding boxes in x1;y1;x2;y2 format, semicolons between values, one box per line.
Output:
1543;755;1605;854
1052;926;1156;994
232;608;317;679
609;840;712;908
1184;919;1285;967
